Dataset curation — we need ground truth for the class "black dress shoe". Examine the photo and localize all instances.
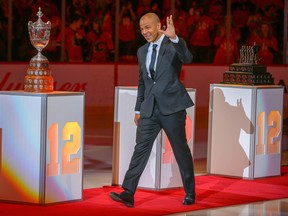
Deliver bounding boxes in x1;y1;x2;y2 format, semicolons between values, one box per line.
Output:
182;193;195;205
110;191;134;207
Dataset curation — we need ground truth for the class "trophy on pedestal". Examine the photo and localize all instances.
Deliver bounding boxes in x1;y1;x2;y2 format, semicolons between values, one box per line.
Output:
222;43;274;85
24;7;54;92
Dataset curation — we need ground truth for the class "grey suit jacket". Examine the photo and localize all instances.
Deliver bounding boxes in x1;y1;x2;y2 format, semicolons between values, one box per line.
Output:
135;36;194;118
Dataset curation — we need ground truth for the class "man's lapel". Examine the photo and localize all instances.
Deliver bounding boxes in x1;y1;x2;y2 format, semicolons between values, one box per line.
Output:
155;36;169;80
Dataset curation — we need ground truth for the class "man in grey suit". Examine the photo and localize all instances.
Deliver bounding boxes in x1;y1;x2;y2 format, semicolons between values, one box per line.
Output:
110;12;195;207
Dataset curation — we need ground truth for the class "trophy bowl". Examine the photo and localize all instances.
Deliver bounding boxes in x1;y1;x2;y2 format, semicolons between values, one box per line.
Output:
24;7;54;92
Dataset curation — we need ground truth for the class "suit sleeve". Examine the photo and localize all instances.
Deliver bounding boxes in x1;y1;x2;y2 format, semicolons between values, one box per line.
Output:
134;49;145;112
172;37;193;64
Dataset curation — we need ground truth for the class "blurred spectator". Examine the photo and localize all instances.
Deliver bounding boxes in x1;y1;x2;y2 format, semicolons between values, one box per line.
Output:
254;0;287;47
188;1;197;16
208;0;225;26
247;22;279;64
151;1;161;17
231;0;255;43
0;0;8;61
174;10;189;41
30;0;60;20
58;13;88;62
261;2;284;49
0;26;6;61
13;0;34;61
188;7;216;63
45;15;61;61
66;0;91;34
213;25;240;64
247;11;263;35
87;19;114;62
137;0;151;17
162;0;171;12
118;1;137;61
253;0;284;13
162;0;184;13
262;4;280;25
66;0;86;22
101;6;114;36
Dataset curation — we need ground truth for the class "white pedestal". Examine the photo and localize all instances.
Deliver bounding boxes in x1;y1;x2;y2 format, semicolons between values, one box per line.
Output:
207;84;284;179
0;91;84;205
112;86;196;190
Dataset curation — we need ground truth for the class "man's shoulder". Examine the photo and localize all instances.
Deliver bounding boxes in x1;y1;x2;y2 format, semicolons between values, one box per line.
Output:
137;43;149;55
139;43;149;50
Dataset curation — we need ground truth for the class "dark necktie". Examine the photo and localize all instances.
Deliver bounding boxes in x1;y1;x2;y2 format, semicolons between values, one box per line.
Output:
149;44;157;80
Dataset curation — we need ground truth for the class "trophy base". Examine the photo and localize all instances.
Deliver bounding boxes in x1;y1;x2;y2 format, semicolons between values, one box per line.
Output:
24;56;54;93
24;75;54;92
222;72;274;85
222;63;274;85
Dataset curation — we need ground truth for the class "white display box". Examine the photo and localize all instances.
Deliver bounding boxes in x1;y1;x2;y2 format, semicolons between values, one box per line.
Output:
112;86;196;189
207;84;284;179
0;91;84;205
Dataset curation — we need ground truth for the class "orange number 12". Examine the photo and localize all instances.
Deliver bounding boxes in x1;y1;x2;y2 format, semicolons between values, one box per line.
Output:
47;122;81;176
256;111;281;155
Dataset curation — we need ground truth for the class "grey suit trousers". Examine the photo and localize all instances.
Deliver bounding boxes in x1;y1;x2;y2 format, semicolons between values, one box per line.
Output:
122;103;195;196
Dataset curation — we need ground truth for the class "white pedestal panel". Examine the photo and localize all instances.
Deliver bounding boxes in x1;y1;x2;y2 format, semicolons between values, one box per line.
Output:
112;86;196;189
207;84;284;179
0;91;84;204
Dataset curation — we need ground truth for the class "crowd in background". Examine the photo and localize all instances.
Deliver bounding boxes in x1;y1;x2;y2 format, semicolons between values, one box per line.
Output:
0;0;285;64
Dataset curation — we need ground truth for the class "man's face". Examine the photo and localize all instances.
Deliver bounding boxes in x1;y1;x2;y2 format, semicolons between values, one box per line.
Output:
139;17;160;43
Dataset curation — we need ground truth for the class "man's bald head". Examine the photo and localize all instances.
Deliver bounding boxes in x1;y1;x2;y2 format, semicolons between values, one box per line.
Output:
140;12;160;24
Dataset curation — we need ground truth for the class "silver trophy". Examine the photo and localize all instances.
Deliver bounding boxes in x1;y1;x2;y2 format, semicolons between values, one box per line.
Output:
28;7;51;61
24;7;54;92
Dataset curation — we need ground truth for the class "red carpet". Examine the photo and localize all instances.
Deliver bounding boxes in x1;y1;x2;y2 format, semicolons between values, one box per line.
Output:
1;167;288;216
